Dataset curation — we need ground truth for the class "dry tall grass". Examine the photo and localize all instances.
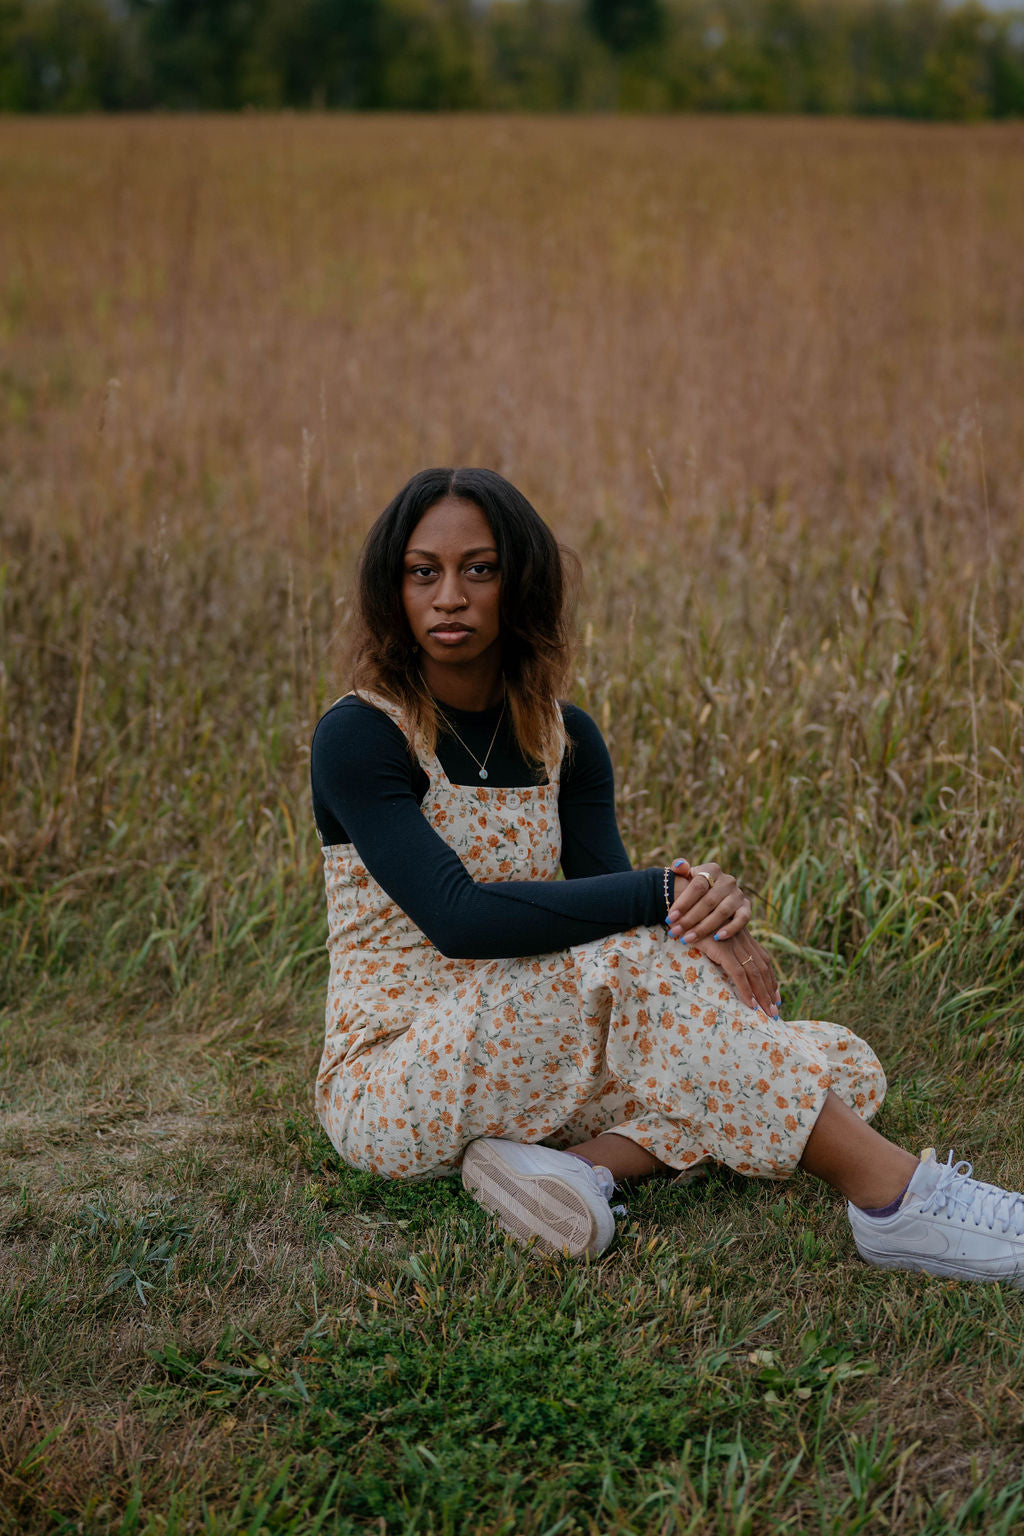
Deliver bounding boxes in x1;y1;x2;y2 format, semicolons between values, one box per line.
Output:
4;115;1023;1002
2;115;1024;1534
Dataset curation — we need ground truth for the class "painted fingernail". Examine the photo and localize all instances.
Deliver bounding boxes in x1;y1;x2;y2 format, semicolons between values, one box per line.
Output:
714;930;723;941
672;859;687;870
664;917;671;926
771;1005;779;1019
683;931;696;942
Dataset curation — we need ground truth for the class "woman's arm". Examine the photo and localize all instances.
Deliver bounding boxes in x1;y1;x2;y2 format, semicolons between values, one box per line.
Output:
310;701;668;960
559;707;777;1013
557;705;633;878
560;708;756;941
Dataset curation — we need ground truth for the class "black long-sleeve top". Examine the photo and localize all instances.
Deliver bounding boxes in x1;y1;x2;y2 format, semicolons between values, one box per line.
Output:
310;694;669;960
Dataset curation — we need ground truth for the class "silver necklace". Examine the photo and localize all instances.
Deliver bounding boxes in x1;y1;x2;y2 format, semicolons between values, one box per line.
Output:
435;698;506;781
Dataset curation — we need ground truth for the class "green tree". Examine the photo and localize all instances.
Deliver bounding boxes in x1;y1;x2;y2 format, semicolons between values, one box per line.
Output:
0;0;28;108
3;0;1024;118
245;0;391;108
381;0;482;109
584;0;666;106
486;0;606;110
585;0;666;56
126;0;268;109
920;1;990;119
986;13;1024;117
0;0;133;109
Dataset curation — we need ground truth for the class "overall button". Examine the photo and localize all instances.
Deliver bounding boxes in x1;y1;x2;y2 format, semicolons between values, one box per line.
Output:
505;794;521;810
513;848;529;865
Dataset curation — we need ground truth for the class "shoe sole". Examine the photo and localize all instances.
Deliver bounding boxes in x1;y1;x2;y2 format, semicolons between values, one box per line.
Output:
851;1233;1024;1288
461;1141;603;1258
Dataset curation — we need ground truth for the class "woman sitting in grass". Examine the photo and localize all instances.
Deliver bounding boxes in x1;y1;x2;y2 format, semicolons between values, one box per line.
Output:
310;466;1024;1282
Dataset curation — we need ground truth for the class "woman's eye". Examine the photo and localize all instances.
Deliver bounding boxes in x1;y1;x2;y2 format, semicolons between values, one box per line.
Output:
405;562;496;580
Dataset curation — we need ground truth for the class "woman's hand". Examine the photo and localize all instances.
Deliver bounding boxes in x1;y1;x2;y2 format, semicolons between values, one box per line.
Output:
695;933;781;1017
667;858;751;943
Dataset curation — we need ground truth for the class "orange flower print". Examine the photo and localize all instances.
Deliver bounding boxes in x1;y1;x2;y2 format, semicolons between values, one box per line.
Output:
316;691;886;1187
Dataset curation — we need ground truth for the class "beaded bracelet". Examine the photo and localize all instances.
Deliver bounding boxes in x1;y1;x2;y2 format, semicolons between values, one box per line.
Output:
663;866;673;915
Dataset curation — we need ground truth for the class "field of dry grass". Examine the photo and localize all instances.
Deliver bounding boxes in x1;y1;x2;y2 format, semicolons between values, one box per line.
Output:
2;115;1024;1534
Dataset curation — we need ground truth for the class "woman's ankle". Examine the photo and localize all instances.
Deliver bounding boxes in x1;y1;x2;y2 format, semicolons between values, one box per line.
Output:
799;1091;919;1206
570;1132;671;1184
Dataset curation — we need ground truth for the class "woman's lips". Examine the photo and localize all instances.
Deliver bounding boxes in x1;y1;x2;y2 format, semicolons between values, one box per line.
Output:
429;625;473;645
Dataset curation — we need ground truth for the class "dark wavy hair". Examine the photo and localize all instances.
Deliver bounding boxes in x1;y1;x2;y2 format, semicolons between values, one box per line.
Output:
350;467;577;770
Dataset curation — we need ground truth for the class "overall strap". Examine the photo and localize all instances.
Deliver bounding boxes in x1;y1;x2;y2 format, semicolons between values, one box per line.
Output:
351;689;448;782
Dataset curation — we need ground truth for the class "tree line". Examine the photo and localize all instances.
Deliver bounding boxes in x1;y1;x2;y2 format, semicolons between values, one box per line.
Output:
2;0;1023;118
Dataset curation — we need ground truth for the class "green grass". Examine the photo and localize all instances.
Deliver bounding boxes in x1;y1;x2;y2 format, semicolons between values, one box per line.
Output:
6;1062;1024;1534
3;889;1024;1532
3;115;1024;1533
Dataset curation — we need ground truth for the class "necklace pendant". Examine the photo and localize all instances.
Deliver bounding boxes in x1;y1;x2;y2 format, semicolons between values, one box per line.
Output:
479;767;489;780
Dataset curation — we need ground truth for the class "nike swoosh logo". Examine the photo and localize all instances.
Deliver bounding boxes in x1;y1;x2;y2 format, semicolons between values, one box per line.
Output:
893;1217;954;1258
855;1214;953;1259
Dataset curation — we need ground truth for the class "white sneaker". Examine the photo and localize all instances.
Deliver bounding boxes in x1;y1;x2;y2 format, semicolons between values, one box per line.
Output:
461;1138;616;1258
848;1148;1024;1288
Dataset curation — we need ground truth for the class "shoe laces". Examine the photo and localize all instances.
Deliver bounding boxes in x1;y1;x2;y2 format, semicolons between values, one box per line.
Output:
570;1158;625;1214
922;1151;1024;1236
587;1163;615;1202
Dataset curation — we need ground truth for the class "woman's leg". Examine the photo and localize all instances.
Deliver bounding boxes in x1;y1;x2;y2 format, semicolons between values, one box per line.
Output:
570;1131;671;1182
551;931;889;1181
797;1091;917;1206
572;1091;918;1206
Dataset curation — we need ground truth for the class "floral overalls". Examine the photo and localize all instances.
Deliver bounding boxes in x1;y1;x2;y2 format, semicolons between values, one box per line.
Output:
315;693;886;1180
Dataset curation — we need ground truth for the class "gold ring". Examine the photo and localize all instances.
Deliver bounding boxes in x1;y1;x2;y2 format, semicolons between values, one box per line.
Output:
739;953;755;966
692;871;713;892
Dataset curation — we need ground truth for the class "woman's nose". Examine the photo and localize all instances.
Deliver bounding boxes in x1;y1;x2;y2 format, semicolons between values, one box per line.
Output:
434;577;466;610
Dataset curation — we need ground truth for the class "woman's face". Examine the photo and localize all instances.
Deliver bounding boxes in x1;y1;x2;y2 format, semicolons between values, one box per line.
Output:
402;496;502;681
